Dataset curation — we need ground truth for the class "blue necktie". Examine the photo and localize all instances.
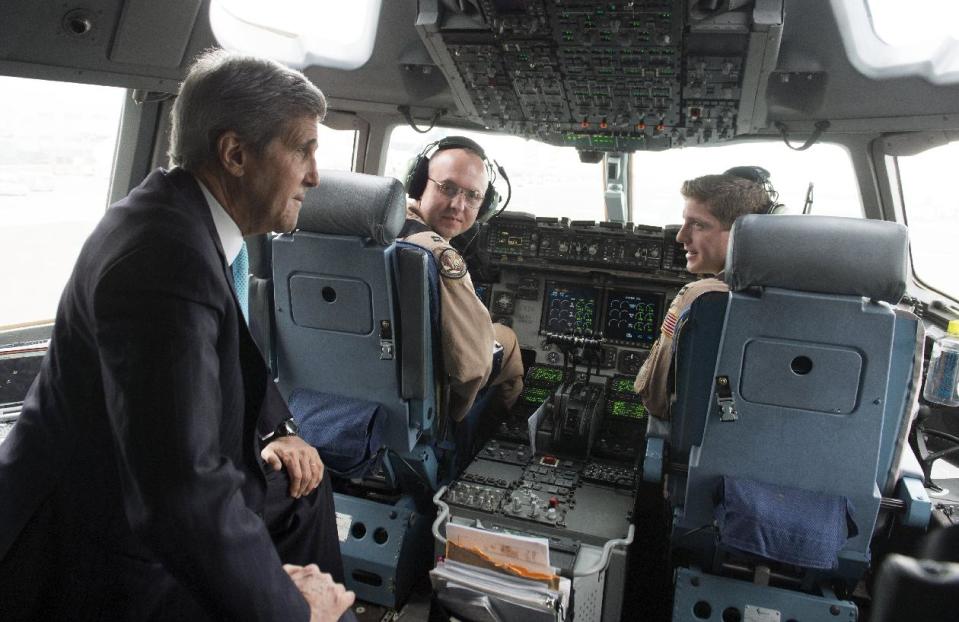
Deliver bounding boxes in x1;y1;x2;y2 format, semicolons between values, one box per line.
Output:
231;241;249;323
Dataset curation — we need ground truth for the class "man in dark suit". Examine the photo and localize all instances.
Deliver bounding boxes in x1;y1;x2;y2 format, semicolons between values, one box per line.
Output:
0;50;354;621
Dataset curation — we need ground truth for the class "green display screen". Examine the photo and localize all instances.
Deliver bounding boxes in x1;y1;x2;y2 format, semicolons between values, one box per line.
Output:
529;366;564;385
603;289;663;347
523;387;552;404
608;400;647;420
610;377;634;394
542;282;598;335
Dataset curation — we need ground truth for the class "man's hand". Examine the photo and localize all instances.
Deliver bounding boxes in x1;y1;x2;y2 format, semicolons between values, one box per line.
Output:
284;564;355;622
261;436;324;498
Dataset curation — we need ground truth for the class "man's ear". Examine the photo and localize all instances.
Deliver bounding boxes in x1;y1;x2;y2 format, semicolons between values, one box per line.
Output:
216;130;247;178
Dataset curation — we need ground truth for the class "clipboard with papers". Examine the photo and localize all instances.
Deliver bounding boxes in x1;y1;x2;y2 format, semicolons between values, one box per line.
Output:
430;523;571;622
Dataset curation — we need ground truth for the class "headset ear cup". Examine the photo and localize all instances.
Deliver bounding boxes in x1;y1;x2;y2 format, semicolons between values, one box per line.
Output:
476;184;500;224
405;155;430;200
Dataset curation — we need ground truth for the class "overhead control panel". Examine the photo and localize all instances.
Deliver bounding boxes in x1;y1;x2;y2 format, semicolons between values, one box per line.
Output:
416;0;783;152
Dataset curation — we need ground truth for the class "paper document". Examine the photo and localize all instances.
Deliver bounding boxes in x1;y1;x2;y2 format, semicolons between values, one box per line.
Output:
437;522;571;620
430;559;571;622
528;401;546;454
447;522;552;574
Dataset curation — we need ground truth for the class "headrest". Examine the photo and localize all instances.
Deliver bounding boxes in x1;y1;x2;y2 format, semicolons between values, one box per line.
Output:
726;215;908;304
296;170;407;246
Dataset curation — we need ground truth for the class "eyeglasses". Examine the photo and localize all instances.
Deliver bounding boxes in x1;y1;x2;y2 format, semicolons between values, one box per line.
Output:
428;178;485;209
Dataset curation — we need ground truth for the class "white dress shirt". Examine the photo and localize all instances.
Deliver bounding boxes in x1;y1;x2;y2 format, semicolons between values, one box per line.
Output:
196;178;243;266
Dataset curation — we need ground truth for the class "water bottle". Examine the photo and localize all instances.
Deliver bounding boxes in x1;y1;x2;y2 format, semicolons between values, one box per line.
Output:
923;320;959;407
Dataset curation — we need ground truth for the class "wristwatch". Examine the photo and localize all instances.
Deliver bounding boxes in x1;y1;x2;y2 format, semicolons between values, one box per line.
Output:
260;417;299;445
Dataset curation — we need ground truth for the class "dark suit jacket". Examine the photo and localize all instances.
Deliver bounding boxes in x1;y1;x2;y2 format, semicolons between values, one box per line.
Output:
0;168;309;620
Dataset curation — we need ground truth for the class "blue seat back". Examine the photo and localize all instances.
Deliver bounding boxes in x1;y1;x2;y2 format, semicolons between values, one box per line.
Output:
272;170;436;454
670;299;922;510
675;215;912;578
877;309;924;495
666;290;729;506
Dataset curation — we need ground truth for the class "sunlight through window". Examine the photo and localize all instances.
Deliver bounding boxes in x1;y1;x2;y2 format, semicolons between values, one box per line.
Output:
209;0;381;70
832;0;959;84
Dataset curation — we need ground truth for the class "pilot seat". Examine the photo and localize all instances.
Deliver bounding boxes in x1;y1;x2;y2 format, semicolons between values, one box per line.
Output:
270;170;462;608
646;214;931;621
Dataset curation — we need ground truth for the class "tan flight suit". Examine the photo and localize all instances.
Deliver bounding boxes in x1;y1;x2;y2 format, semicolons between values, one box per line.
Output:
401;207;524;422
633;277;729;420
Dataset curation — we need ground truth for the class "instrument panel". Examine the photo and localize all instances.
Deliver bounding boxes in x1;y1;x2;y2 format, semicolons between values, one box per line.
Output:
472;212;693;459
488;214;686;274
475;213;690;378
445;439;638;544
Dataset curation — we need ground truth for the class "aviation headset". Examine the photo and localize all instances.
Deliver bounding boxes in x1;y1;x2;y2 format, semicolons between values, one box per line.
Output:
405;135;505;225
723;165;784;214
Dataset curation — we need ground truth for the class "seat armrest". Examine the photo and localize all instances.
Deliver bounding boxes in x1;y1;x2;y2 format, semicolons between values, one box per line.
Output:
644;436;665;483
896;476;932;529
643;416;669;483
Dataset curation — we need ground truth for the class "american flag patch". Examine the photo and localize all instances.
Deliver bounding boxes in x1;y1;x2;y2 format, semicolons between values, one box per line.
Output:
661;311;678;338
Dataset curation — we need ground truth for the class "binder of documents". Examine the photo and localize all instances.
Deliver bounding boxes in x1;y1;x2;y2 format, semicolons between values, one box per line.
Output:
430;523;571;622
430;559;570;622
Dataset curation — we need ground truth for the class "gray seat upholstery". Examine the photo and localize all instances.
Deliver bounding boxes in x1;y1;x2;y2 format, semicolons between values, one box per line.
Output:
669;215;923;612
271;171;445;608
272;170;437;454
654;290;729;507
871;524;959;622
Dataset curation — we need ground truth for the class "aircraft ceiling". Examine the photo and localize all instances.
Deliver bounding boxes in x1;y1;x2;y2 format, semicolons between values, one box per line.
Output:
2;0;959;152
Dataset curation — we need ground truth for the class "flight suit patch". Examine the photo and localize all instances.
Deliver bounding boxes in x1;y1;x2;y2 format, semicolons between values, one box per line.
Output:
661;310;679;338
438;248;467;279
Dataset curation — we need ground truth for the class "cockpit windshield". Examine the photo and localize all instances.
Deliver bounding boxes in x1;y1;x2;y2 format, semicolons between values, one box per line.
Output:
384;125;862;228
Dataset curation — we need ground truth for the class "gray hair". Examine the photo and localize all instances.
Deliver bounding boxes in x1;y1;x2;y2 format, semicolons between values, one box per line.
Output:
168;49;327;171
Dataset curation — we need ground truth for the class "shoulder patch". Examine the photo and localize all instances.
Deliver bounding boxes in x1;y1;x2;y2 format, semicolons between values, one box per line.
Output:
438;247;468;279
661;310;679;338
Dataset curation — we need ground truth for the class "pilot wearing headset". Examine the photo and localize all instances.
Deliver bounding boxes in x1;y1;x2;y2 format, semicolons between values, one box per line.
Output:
401;136;524;424
634;168;777;421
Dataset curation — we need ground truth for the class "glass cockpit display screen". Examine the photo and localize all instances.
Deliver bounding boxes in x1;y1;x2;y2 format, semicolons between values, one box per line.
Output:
473;282;492;308
541;282;599;334
609;376;636;395
527;366;565;386
608;400;648;420
603;289;664;347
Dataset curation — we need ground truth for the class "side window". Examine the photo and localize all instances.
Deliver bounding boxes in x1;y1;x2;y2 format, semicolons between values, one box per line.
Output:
315;123;356;172
0;77;125;328
893;143;959;300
